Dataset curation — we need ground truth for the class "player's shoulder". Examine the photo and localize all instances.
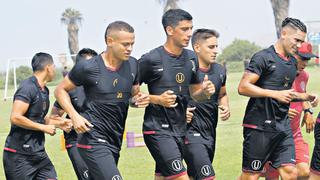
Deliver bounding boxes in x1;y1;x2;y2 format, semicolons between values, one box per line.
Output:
140;46;162;62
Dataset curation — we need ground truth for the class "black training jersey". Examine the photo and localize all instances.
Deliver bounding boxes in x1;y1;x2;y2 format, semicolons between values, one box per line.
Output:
68;54;139;151
139;46;200;136
243;46;297;131
54;86;85;144
186;63;227;144
4;76;50;155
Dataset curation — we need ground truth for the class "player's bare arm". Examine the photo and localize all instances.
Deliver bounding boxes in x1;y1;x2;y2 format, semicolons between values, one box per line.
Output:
238;71;295;104
54;76;93;134
218;85;230;121
10;100;56;136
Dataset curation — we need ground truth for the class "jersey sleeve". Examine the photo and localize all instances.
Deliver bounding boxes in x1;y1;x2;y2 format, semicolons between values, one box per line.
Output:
222;66;227;86
190;55;201;84
139;50;163;85
246;53;267;76
68;60;88;86
129;57;139;85
13;82;36;104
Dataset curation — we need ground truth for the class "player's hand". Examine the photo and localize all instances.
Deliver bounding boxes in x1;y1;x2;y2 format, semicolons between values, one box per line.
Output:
132;92;150;108
272;89;296;104
158;90;177;108
219;105;230;121
288;108;299;120
72;114;93;134
301;112;315;133
186;107;196;123
42;124;56;136
59;118;73;133
309;94;319;107
202;75;215;99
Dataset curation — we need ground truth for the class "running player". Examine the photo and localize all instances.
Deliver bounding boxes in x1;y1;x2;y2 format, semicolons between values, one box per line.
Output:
50;48;97;180
54;21;149;179
184;28;230;180
262;42;319;180
3;52;69;180
139;9;215;180
238;17;316;180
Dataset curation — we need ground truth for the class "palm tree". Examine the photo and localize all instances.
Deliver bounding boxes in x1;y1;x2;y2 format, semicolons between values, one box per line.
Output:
270;0;290;38
61;8;82;63
158;0;180;13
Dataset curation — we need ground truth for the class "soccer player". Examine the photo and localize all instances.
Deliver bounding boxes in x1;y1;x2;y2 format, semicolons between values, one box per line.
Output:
238;17;316;180
3;52;69;180
262;42;319;180
184;28;230;180
139;9;215;180
54;21;149;179
50;48;97;180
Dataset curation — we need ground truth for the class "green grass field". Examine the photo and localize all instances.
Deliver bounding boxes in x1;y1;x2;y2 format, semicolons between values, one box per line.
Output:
0;66;319;180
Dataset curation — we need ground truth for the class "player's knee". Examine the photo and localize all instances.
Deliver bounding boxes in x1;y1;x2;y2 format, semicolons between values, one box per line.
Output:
281;167;298;180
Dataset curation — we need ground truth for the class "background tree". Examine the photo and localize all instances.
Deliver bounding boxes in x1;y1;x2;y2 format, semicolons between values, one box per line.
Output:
9;66;33;86
217;39;262;62
61;8;82;63
270;0;290;38
158;0;180;13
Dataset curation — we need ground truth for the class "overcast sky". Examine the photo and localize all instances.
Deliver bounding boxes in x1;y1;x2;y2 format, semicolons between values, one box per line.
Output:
1;0;320;70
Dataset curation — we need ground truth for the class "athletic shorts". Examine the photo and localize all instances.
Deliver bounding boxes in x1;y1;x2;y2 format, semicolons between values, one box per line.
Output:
144;134;187;179
184;142;215;180
3;150;57;180
311;120;320;175
242;128;295;173
66;142;90;180
77;134;121;180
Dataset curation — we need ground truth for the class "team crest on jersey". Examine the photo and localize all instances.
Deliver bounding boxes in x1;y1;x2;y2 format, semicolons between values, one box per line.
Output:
284;76;290;87
113;78;118;87
176;73;185;84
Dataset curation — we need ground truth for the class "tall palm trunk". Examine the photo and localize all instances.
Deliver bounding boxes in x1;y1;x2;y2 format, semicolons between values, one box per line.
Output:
270;0;290;38
67;23;79;63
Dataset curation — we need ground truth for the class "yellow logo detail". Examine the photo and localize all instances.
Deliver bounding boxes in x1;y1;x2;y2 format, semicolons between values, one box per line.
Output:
176;73;185;84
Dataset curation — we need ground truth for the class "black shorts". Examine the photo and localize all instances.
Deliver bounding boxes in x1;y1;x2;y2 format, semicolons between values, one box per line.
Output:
3;150;57;180
184;142;215;180
77;141;121;180
242;128;295;172
66;142;90;180
144;134;187;178
311;121;320;175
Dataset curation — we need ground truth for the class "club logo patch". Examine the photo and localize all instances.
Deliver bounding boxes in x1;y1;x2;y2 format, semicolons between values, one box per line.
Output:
172;159;183;171
111;175;122;180
251;160;262;170
176;73;185;84
201;165;211;176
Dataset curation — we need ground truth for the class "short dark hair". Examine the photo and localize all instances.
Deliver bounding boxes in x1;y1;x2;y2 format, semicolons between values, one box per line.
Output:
104;21;134;39
162;9;192;32
75;48;98;64
31;52;53;72
282;17;307;33
191;28;220;46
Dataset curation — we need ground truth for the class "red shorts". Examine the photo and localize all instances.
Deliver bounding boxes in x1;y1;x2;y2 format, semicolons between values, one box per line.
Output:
294;137;309;164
